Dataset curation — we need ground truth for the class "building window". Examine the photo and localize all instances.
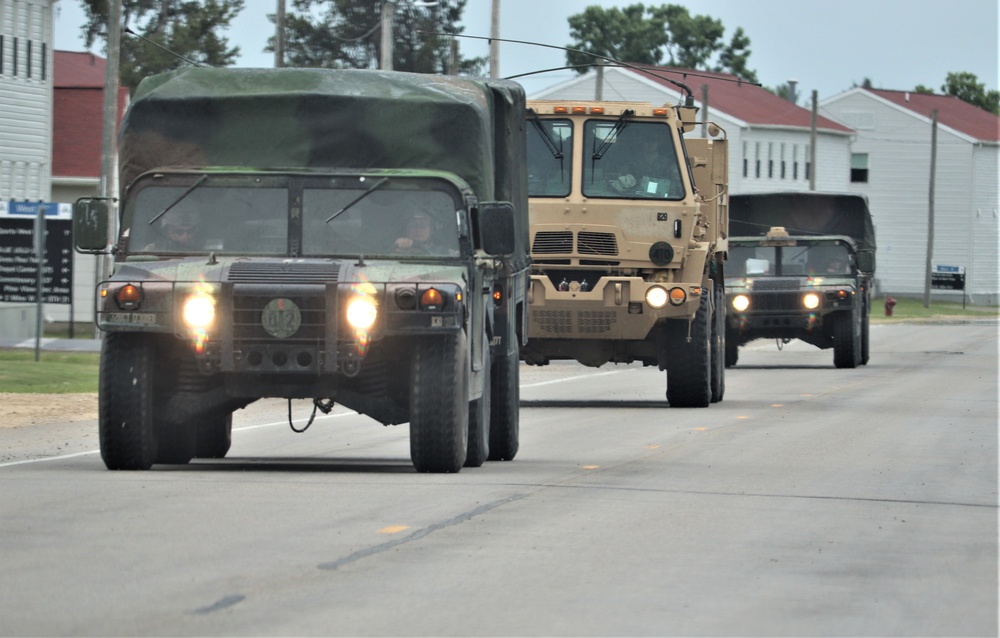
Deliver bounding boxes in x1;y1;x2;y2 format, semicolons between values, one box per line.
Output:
1;36;4;74
780;143;786;179
742;142;748;177
41;44;46;81
26;40;32;79
755;142;761;178
767;143;774;178
851;153;869;183
13;37;18;76
805;145;811;181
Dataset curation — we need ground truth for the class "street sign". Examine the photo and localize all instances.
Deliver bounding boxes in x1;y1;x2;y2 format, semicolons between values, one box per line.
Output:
0;203;74;304
931;264;965;291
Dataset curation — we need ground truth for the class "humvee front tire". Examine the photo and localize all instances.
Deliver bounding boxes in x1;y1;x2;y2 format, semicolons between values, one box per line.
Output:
488;349;520;461
99;333;157;470
833;310;860;369
410;332;469;473
465;352;491;468
666;293;712;408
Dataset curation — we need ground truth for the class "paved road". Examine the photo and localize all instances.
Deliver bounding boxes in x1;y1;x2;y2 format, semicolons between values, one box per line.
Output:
0;323;996;636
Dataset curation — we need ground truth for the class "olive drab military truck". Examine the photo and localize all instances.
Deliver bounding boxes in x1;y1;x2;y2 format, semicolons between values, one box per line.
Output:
73;68;530;473
724;192;876;369
521;98;729;407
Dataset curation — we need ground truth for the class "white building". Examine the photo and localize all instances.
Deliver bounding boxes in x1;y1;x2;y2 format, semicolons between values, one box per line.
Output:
821;88;999;304
0;0;56;201
531;66;856;195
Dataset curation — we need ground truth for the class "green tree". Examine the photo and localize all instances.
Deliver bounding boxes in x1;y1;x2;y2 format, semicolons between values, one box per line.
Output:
275;0;484;75
940;72;1000;115
566;3;758;83
81;0;244;92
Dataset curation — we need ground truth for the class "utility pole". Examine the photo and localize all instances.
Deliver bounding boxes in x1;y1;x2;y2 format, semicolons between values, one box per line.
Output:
809;90;817;191
923;109;938;308
489;0;500;78
98;0;122;337
381;1;395;70
275;0;285;68
595;59;603;100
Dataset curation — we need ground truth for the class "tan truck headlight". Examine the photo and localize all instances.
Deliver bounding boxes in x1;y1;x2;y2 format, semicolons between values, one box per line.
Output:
645;286;668;308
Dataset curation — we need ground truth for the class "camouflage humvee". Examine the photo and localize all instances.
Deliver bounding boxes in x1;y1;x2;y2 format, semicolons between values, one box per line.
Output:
724;192;876;368
74;68;530;473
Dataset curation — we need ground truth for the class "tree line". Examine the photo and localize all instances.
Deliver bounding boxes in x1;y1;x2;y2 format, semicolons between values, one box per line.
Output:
78;0;997;115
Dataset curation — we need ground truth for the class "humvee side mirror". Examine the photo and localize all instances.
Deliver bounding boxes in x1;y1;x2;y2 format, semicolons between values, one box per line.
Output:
478;201;516;257
73;197;112;254
857;251;876;273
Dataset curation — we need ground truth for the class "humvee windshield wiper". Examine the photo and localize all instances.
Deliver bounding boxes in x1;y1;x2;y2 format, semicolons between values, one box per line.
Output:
148;174;208;225
326;177;389;223
592;109;634;161
528;109;563;159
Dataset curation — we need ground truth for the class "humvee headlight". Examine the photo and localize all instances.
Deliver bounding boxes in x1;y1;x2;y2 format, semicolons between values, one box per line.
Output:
346;297;378;331
645;286;668;309
732;295;750;312
182;294;215;329
803;293;820;309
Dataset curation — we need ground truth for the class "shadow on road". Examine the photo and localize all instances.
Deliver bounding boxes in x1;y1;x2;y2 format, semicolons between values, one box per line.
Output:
159;457;418;473
521;399;670;408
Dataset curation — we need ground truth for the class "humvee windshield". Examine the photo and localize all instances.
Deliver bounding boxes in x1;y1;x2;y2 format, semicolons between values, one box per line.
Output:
729;242;853;277
126;176;462;258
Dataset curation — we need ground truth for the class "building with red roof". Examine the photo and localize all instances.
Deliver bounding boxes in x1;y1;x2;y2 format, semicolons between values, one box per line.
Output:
52;50;129;205
822;88;998;304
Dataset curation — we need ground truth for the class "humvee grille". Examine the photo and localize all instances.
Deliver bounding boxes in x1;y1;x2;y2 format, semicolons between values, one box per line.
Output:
747;292;803;312
227;261;341;284
232;294;327;341
533;231;573;254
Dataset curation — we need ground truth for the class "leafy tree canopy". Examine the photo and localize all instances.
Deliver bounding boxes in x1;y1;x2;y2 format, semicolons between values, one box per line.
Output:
565;3;758;84
274;0;484;75
938;72;999;115
81;0;244;93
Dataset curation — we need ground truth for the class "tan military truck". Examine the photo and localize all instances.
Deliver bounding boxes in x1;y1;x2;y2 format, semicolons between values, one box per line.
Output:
521;99;728;406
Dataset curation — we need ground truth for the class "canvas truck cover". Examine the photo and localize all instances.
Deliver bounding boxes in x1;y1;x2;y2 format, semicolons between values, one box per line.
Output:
729;191;876;262
118;68;529;268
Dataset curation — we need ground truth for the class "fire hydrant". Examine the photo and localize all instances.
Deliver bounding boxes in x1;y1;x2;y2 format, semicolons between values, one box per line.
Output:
884;296;897;316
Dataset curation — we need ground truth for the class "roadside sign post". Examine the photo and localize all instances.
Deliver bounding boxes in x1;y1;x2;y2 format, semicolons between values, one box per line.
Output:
931;264;966;308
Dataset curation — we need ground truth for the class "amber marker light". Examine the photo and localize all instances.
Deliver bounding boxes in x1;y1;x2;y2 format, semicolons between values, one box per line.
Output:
668;287;687;306
553;106;569;114
589;106;605;114
116;284;141;310
420;288;445;310
571;106;587;114
652;108;669;116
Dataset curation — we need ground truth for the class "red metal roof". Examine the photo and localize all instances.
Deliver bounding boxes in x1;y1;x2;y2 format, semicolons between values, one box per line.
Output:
866;88;1000;142
53;51;129;178
54;50;107;88
631;66;854;134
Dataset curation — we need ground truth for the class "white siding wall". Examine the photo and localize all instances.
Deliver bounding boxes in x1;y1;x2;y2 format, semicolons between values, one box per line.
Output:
823;91;999;303
0;0;54;202
970;145;999;304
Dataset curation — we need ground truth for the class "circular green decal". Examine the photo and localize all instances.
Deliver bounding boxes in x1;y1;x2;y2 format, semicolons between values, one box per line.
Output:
261;298;302;338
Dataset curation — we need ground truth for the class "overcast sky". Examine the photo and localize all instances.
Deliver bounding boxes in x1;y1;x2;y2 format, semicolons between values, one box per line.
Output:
53;0;998;102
